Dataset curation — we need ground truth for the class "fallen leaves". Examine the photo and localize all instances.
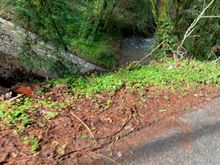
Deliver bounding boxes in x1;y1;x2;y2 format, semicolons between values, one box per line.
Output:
12;85;33;98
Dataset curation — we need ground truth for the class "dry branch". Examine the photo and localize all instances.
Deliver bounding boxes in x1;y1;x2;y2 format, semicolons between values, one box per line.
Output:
9;94;25;102
201;15;220;18
176;0;216;58
132;41;165;68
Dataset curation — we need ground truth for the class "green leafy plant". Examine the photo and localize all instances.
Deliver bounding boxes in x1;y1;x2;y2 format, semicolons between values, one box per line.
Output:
44;112;59;120
80;134;90;139
0;98;34;131
24;135;40;153
47;59;220;96
155;19;176;58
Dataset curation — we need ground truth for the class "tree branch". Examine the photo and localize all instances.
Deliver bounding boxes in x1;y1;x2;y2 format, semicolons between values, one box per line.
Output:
176;0;216;58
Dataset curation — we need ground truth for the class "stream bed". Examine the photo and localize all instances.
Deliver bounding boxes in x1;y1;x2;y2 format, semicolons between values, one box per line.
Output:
119;36;154;67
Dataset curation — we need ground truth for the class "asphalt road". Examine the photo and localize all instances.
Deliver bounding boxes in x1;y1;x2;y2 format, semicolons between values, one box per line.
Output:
122;97;220;165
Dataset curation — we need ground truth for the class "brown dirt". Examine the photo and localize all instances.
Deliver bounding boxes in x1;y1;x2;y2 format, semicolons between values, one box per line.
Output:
0;85;219;165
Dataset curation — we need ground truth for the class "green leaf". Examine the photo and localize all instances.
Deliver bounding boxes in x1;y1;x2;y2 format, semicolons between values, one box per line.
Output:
159;109;167;113
80;134;90;139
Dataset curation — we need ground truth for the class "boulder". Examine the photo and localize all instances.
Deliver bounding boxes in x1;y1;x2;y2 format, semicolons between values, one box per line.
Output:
0;17;105;82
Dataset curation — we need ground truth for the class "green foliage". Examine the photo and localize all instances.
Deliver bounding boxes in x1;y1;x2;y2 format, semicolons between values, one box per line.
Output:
155;19;176;58
0;98;33;131
0;97;66;131
182;0;220;59
153;0;219;60
80;134;90;139
24;135;40;153
171;0;220;59
49;59;220;96
3;0;219;67
2;0;158;68
14;0;77;47
70;37;116;68
44;112;59;120
3;0;121;68
38;100;67;110
152;0;177;58
112;0;156;34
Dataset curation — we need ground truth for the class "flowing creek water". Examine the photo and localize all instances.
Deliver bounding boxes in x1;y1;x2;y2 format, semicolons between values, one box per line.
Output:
119;36;154;67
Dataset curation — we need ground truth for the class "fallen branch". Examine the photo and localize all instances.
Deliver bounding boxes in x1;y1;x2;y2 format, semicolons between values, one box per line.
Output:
176;0;215;58
70;111;95;139
8;94;25;102
212;56;220;63
2;94;24;103
57;115;150;161
97;114;133;140
132;41;165;68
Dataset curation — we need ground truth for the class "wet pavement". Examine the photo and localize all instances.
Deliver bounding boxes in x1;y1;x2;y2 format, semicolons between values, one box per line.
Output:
122;97;220;165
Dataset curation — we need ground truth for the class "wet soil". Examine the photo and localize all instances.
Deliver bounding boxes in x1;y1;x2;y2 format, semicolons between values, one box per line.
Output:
0;84;219;165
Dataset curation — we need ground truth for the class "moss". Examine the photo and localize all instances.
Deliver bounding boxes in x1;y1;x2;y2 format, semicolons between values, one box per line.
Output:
69;35;121;69
158;0;170;20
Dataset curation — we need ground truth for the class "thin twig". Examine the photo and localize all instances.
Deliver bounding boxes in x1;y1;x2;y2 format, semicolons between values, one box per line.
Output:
97;114;133;140
212;56;220;63
70;111;95;139
201;15;220;18
89;151;121;165
57;149;79;160
133;41;165;68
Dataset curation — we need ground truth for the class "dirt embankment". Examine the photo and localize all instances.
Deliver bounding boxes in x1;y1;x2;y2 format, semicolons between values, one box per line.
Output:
0;84;219;165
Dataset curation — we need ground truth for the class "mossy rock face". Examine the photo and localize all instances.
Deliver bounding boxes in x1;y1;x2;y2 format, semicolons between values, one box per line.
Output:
0;52;44;84
0;17;105;81
0;4;14;21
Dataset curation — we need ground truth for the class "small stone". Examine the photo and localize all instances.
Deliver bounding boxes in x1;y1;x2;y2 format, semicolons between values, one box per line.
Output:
194;93;204;97
117;151;123;158
0;95;4;101
4;92;12;100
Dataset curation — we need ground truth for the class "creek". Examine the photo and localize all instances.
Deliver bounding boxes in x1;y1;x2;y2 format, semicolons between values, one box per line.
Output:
119;36;154;67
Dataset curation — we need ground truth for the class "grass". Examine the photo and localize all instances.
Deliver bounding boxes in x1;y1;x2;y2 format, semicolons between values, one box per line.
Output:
51;59;220;96
69;34;120;69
